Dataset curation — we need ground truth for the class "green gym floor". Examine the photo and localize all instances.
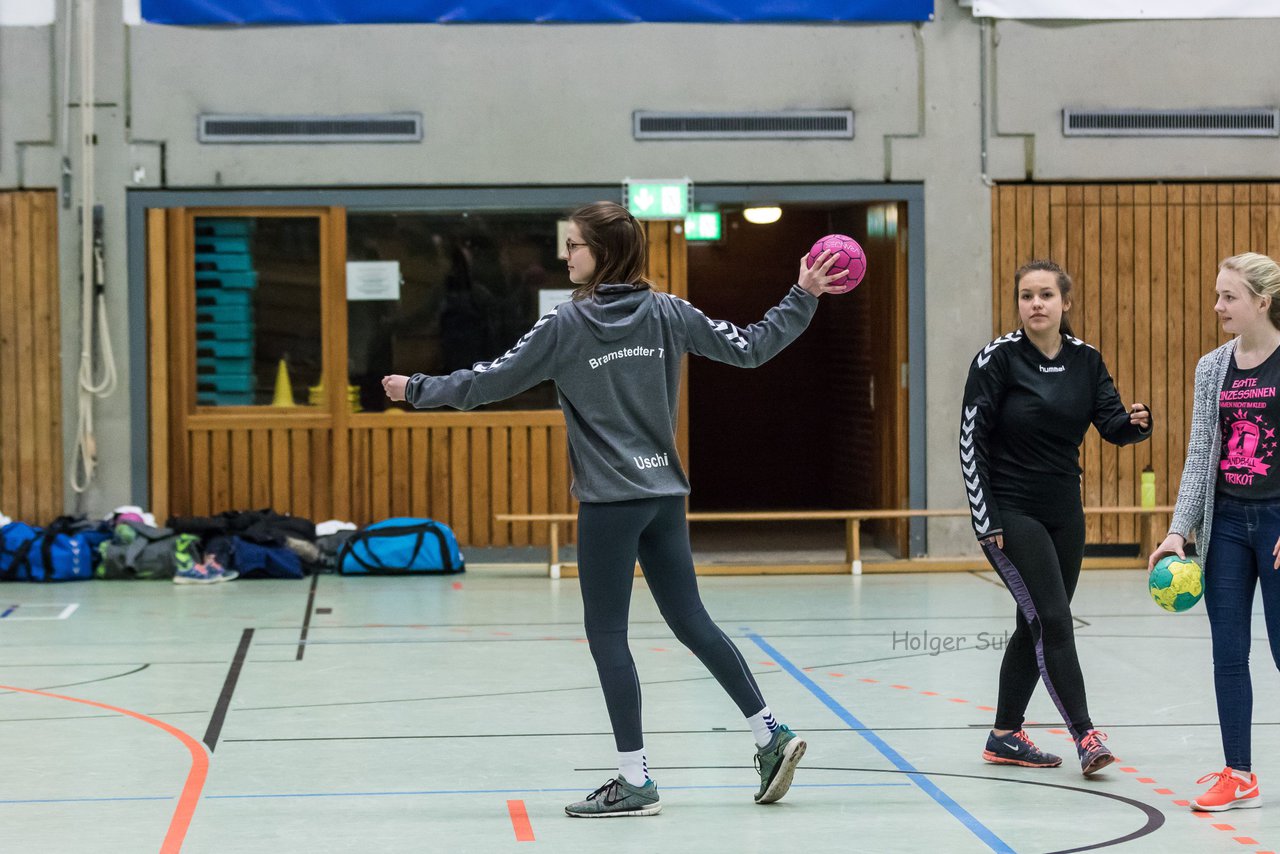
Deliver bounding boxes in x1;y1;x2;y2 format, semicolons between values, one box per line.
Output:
1;566;1276;853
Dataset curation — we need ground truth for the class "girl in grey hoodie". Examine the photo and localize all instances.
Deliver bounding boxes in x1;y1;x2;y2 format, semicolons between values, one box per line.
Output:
384;201;848;817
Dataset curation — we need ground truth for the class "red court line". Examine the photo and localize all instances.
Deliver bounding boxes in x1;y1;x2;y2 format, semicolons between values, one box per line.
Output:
0;683;209;854
507;799;535;842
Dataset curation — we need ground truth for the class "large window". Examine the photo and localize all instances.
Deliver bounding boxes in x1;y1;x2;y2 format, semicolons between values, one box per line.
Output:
193;216;322;407
346;212;568;412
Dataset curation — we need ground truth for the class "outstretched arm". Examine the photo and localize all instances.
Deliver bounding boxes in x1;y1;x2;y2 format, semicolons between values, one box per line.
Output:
384;311;558;410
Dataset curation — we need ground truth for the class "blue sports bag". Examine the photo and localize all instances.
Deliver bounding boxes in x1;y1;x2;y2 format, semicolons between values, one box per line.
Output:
338;518;465;575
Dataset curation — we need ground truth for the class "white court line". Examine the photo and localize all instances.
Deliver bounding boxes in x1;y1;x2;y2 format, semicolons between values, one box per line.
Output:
0;603;80;621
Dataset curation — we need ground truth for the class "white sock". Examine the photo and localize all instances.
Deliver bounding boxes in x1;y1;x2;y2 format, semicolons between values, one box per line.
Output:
748;707;780;748
618;748;649;787
1231;767;1252;783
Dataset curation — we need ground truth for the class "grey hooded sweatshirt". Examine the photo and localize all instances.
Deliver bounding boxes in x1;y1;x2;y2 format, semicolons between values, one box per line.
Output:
405;283;819;503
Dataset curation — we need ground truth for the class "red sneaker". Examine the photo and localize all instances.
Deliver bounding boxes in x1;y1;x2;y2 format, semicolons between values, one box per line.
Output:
1192;768;1260;812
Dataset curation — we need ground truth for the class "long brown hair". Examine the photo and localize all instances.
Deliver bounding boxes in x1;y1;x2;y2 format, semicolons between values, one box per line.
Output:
1014;259;1075;339
569;201;653;300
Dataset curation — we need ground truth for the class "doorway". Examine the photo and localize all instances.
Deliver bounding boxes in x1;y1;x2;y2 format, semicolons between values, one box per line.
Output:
686;202;910;557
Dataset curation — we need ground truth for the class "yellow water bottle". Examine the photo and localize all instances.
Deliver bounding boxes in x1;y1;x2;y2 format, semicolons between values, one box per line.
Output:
1141;465;1156;509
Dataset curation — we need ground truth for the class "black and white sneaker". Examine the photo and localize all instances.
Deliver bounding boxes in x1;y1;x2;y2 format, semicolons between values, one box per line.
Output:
565;777;661;818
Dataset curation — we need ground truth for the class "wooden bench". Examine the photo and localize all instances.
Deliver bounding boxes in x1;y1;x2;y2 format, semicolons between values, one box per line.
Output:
494;506;1176;578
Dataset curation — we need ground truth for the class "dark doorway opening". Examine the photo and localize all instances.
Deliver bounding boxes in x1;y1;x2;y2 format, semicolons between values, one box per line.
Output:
686;202;909;558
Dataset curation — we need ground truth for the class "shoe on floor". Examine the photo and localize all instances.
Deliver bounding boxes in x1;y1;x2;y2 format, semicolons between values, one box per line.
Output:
755;724;807;804
1192;768;1260;812
1075;729;1115;777
982;729;1063;768
565;777;661;818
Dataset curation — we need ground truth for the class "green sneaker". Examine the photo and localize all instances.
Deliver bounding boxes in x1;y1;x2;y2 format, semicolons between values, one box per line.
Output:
754;725;806;804
565;777;662;818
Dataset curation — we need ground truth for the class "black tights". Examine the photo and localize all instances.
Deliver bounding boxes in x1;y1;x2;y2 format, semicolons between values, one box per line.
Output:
983;503;1094;741
577;496;767;752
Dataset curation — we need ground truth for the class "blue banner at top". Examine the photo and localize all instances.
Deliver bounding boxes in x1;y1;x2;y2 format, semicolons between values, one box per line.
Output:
141;0;934;24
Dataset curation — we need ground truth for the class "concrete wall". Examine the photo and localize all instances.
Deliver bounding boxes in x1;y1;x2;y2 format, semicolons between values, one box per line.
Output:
2;2;1278;551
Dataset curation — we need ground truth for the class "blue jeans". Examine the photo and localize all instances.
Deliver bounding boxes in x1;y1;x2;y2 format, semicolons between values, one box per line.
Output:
1204;496;1280;772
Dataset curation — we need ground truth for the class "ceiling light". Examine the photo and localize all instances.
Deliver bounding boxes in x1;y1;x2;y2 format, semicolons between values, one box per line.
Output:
742;206;782;225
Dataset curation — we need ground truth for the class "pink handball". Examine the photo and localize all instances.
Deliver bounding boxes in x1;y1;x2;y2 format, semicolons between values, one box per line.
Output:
805;234;867;293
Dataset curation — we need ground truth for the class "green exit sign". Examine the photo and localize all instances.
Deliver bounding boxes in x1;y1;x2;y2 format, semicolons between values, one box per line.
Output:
684;211;722;241
624;179;691;219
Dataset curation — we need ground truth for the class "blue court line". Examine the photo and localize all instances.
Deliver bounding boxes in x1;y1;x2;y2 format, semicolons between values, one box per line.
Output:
1;606;16;618
0;782;909;806
746;631;1015;854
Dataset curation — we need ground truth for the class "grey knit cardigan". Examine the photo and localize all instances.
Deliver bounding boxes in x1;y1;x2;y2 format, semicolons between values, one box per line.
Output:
1169;339;1236;560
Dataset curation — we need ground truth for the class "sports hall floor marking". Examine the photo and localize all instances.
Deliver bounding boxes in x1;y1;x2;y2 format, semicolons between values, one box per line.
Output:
0;603;79;620
845;672;1277;854
744;631;1016;854
507;799;535;842
0;683;208;854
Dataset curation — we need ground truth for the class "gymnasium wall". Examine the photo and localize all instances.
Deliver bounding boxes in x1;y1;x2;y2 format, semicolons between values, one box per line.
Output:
0;2;1278;552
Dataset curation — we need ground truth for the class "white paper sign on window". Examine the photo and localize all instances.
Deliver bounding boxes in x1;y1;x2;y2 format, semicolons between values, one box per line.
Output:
346;261;402;301
539;288;575;317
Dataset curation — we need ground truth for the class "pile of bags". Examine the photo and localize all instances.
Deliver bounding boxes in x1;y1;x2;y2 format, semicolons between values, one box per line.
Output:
0;509;464;583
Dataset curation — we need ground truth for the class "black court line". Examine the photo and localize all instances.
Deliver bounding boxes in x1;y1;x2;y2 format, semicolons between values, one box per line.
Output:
0;664;152;696
204;628;254;752
297;574;319;661
582;764;1164;853
969;570;1008;589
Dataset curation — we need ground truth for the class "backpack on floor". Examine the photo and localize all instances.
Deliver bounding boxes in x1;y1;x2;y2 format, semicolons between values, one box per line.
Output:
96;522;202;580
3;517;107;582
338;518;465;575
0;522;42;581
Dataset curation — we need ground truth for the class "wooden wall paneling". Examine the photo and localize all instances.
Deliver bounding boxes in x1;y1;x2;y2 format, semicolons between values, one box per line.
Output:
510;427;530;546
1015;186;1034;280
1149;187;1170;535
310;429;333;521
1032;185;1051;259
470;426;491;546
291;428;311;519
229;430;251;510
166;209;192;516
1116;186;1136;541
410;427;430;518
550;424;571;542
1098;188;1119;541
1251;185;1269;254
1132;186;1154;541
1166;187;1187;511
1082;187;1102;540
1201;191;1221;370
370;427;390;522
449;426;470;542
30;193;56;519
326;208;351;521
251;430;272;508
490;428;510;546
349;428;369;523
12;193;36;521
430;426;451;532
270;428;290;513
997;187;1018;333
0;195;18;517
1270;186;1280;258
529;427;549;546
390;427;410;517
146;209;171;520
208;430;229;513
189;430;210;515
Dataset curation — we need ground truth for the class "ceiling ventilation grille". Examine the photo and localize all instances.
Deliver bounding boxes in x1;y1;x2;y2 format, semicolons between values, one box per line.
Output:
633;110;854;140
198;114;423;143
1063;108;1279;137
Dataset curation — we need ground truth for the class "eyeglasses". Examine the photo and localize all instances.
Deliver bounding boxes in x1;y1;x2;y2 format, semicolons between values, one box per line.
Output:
565;240;588;256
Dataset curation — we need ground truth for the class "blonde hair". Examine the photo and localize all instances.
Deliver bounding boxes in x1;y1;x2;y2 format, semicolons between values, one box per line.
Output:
1221;252;1280;330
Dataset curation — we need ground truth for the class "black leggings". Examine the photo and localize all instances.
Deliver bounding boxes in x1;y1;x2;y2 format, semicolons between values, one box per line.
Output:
577;496;768;752
982;501;1093;741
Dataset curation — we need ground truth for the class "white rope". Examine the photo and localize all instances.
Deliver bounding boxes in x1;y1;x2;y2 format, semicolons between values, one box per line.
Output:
69;0;117;496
